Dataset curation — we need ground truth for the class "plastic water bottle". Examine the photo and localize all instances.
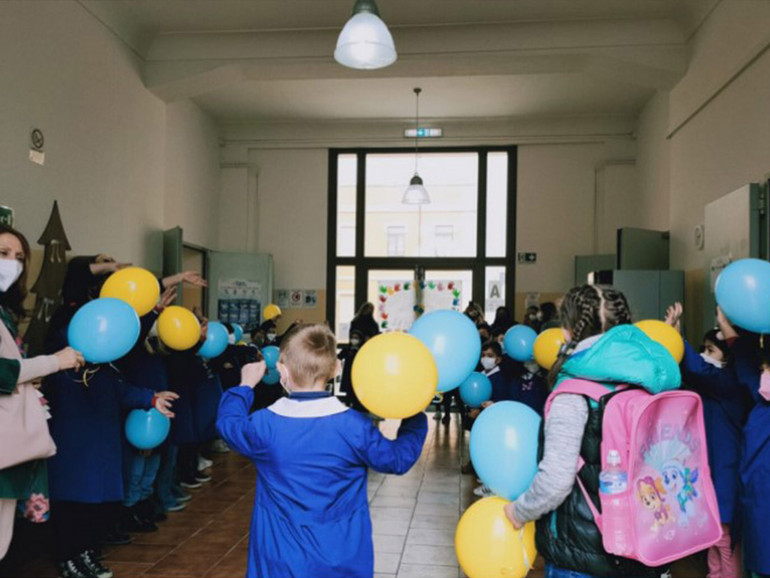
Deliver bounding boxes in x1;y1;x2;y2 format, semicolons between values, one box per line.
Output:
599;449;629;555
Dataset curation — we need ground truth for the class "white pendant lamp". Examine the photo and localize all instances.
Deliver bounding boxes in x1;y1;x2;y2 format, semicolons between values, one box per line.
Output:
402;87;430;205
335;0;397;70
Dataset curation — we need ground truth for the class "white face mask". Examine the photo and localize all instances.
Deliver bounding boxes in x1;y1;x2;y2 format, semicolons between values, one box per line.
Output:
267;333;277;341
228;333;236;345
0;259;23;293
480;357;497;371
524;361;540;374
700;352;724;369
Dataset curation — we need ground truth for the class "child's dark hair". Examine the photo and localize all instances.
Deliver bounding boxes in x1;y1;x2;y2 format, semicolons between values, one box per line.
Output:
702;329;729;360
547;285;632;388
482;340;503;358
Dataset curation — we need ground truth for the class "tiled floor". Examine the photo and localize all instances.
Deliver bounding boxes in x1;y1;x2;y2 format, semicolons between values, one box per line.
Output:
12;413;707;578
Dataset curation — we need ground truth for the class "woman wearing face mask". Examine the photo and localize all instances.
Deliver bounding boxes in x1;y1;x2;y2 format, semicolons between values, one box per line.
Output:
337;330;367;412
665;302;751;578
0;225;85;562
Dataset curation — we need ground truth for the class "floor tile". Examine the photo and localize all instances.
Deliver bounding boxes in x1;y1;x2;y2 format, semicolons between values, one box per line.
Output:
373;533;407;554
405;528;456;547
397;563;459;578
401;544;458;566
374;551;402;574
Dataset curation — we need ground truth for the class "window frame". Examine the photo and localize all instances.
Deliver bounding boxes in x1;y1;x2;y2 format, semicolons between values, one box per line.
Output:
326;146;517;329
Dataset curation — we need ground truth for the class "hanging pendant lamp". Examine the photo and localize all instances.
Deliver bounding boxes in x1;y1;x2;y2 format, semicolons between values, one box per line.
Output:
335;0;397;70
402;87;430;205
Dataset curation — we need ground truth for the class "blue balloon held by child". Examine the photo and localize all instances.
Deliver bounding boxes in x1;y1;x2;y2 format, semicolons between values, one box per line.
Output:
459;372;493;408
409;310;481;393
470;401;541;500
232;323;244;342
125;408;170;450
67;297;141;364
503;324;537;362
262;345;280;370
715;258;770;334
198;321;229;359
262;367;281;385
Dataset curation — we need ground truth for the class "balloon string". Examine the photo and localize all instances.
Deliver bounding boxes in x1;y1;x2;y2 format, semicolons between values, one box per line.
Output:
520;528;532;570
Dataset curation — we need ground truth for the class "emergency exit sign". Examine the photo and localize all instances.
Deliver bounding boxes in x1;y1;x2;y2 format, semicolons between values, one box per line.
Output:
518;252;537;264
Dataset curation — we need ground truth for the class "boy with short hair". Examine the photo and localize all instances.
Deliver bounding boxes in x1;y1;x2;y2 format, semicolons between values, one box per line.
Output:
217;324;428;578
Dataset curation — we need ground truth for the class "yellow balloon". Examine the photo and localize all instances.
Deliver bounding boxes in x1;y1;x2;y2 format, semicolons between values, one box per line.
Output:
351;333;438;419
456;497;537;578
263;303;282;321
635;319;685;363
533;327;568;370
157;306;201;351
100;267;160;316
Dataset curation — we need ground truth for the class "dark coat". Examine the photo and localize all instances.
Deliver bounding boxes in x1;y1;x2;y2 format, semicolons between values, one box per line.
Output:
680;341;751;524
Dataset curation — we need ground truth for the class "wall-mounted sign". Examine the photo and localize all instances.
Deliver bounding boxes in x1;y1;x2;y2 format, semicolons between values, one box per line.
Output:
0;206;14;227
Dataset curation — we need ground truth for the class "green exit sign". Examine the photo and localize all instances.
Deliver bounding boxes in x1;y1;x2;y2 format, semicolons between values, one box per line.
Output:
0;206;14;227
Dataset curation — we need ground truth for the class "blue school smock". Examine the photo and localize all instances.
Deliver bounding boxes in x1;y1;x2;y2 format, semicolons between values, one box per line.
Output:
217;388;428;578
45;360;154;503
488;365;548;415
165;349;200;445
731;337;770;574
680;341;751;525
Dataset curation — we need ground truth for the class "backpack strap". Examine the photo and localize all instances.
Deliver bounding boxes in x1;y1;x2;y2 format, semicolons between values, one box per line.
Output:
544;378;625;534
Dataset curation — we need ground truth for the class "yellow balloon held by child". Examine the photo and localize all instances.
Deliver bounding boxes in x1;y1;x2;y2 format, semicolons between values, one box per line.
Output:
533;327;567;370
634;319;684;363
455;497;537;578
351;333;438;419
263;303;282;321
157;306;201;351
100;267;160;316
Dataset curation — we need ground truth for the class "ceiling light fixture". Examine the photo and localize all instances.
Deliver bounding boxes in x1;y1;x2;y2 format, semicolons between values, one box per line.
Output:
402;87;430;205
334;0;397;70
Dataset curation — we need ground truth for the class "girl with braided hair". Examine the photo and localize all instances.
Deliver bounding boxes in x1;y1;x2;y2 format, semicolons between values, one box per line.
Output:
504;284;681;578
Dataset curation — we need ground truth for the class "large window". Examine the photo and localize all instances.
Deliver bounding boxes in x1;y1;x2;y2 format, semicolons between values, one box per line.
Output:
327;147;516;340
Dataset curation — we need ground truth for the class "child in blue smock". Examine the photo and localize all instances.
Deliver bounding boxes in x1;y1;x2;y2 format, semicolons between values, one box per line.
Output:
217;324;428;578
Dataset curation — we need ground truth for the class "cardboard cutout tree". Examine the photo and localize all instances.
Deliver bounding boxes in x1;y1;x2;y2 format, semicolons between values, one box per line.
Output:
24;201;71;356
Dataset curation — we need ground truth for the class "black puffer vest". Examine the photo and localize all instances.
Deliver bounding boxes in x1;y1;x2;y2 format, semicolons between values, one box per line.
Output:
535;391;669;578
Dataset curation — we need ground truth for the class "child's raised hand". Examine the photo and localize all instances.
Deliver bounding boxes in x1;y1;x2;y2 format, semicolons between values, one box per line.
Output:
664;302;683;332
241;361;267;388
716;306;738;340
154;391;179;418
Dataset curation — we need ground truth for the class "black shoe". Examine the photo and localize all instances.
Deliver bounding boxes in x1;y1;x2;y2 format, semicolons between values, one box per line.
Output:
100;531;133;546
441;414;451;425
80;550;114;578
179;478;202;489
57;557;96;578
460;462;477;476
195;470;212;483
152;510;168;522
122;513;158;533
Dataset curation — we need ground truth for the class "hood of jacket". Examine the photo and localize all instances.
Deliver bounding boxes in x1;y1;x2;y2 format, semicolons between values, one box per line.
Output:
559;324;681;393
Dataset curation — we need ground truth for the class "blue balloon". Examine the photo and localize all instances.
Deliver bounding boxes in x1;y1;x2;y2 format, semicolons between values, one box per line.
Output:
232;323;244;342
67;298;140;364
715;258;770;333
125;408;170;450
262;345;280;369
470;401;541;500
262;367;280;385
459;372;493;408
504;324;537;361
410;310;481;392
198;321;229;359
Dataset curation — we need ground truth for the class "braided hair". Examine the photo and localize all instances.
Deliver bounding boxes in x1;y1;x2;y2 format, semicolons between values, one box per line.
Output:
546;284;632;388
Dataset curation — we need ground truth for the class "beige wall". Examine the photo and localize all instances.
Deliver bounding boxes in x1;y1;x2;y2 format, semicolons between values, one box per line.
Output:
0;1;223;275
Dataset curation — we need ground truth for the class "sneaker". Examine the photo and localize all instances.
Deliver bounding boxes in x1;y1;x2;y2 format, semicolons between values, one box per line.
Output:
80;550;114;578
175;492;192;503
166;502;187;513
179;479;202;489
473;484;495;498
432;412;442;421
194;471;212;483
58;557;96;578
198;455;213;470
210;439;230;453
100;531;133;546
441;414;451;425
122;513;158;533
460;462;477;476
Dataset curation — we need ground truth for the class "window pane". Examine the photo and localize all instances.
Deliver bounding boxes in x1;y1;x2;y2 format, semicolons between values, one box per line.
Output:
486;152;508;257
424;270;473;314
334;266;356;341
367;269;415;332
484;266;506;323
336;155;357;257
364;153;478;257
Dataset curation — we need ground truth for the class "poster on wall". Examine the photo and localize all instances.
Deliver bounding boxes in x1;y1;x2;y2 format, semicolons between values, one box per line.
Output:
377;281;461;332
276;290;290;309
289;290;303;309
304;290;318;308
217;279;262;331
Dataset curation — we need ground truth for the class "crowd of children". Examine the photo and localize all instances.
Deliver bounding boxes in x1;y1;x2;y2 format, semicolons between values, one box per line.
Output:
2;213;770;578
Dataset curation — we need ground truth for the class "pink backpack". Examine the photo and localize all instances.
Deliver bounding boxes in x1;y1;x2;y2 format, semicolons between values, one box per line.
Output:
546;379;722;567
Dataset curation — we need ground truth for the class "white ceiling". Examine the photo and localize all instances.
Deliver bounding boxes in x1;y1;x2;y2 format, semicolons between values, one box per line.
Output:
80;0;719;123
